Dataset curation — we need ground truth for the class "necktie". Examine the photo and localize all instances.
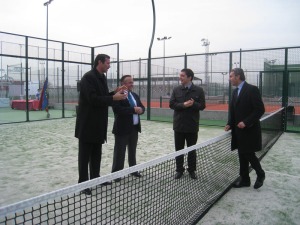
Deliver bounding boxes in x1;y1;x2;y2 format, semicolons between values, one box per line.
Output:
234;88;239;103
128;92;136;107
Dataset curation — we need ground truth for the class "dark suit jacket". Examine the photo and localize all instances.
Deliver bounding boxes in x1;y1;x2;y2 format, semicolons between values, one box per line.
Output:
169;83;206;133
75;68;114;143
112;92;145;136
227;82;265;153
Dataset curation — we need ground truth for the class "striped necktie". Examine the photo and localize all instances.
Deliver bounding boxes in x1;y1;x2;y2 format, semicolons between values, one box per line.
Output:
128;92;136;107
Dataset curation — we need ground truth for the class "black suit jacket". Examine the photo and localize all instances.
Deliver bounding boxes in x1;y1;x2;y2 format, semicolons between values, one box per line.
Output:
169;83;206;133
228;82;265;153
112;92;145;136
75;68;114;143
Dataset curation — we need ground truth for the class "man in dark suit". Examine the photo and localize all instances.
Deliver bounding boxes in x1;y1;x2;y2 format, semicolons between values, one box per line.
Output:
225;68;266;189
111;75;145;181
75;54;127;195
169;68;206;180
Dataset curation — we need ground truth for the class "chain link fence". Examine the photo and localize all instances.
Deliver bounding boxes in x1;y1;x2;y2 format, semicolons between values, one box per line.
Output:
0;31;299;132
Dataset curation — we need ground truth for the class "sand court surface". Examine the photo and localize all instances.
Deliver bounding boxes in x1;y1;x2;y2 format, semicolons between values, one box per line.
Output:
1;117;299;224
0;117;224;207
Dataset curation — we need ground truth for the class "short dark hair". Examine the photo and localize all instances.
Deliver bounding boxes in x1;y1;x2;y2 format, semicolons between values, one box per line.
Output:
181;68;194;81
93;54;110;68
231;68;245;81
120;75;132;84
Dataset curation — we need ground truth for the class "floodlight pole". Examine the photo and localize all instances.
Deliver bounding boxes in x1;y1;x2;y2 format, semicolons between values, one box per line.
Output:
44;0;53;82
201;38;210;85
233;62;240;68
210;53;217;83
157;36;171;96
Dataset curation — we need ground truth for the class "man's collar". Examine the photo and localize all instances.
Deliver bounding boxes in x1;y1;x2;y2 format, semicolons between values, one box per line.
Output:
238;81;245;89
94;67;105;76
182;82;193;89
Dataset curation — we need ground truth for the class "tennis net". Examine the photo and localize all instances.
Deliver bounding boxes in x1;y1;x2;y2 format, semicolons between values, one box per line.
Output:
0;108;284;225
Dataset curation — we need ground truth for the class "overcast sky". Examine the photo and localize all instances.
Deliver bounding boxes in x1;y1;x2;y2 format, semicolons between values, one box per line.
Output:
0;0;299;60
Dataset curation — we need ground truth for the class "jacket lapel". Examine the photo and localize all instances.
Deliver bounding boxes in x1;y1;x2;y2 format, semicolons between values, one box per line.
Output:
236;82;248;104
233;88;239;105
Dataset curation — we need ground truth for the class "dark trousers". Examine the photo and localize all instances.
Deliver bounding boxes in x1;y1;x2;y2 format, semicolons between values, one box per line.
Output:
238;151;265;181
112;126;139;173
174;131;198;173
78;140;102;183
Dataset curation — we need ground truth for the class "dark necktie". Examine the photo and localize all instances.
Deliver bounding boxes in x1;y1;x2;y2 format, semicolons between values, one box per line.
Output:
234;88;239;103
128;92;136;107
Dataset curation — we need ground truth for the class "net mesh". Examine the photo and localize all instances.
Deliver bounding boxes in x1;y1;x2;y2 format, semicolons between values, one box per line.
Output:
0;108;284;225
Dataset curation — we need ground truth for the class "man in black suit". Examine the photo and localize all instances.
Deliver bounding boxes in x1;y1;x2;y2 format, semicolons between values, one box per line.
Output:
169;68;206;180
225;68;266;189
75;54;127;195
111;75;145;181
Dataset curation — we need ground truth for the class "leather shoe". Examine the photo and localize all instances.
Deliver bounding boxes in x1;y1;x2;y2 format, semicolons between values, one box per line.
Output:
174;172;183;179
189;172;197;179
80;188;92;195
254;176;265;189
101;181;112;186
131;172;142;178
232;180;251;188
114;178;122;182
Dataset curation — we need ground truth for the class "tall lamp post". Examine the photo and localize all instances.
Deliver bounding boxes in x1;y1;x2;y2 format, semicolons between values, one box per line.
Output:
210;53;217;83
266;59;277;96
44;0;53;83
201;38;210;85
233;62;240;68
157;36;171;96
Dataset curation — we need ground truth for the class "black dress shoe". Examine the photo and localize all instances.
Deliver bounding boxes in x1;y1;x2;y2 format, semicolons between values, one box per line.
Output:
101;181;112;186
114;178;122;182
174;172;183;179
254;176;265;189
80;188;92;195
189;172;197;179
131;172;142;178
232;180;251;188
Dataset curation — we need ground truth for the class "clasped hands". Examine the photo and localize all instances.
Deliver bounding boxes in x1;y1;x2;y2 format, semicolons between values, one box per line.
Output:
224;121;246;131
134;107;143;114
183;98;194;108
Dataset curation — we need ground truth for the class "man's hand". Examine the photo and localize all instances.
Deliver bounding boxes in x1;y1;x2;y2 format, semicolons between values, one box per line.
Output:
134;107;143;114
113;90;128;101
183;98;194;108
114;85;127;93
224;125;231;131
237;121;246;129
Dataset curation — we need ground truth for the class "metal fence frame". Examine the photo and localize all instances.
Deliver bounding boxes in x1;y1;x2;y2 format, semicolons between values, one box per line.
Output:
1;31;299;132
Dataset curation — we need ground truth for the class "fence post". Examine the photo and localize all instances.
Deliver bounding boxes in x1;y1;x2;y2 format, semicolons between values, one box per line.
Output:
160;96;162;108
